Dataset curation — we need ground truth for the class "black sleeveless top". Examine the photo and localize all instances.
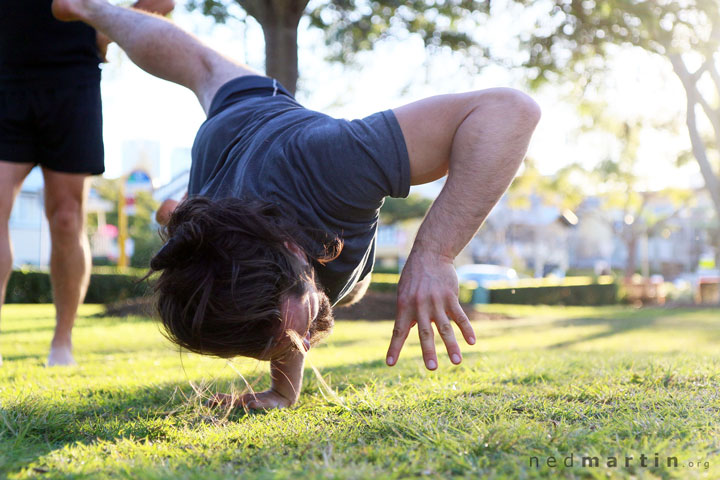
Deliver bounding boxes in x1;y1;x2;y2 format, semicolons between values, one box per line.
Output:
0;0;101;88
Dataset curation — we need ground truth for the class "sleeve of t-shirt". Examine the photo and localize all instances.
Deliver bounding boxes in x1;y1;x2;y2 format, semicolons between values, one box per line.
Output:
292;109;411;220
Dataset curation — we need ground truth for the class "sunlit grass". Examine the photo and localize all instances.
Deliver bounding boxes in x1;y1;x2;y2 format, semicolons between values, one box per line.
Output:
1;304;719;479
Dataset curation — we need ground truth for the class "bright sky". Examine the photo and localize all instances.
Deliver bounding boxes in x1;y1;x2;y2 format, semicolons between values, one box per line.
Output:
98;4;704;195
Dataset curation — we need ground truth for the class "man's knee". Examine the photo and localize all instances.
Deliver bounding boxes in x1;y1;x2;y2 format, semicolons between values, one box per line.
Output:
47;206;84;239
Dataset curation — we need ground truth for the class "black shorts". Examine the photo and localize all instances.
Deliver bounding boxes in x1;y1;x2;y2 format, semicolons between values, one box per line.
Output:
0;82;104;175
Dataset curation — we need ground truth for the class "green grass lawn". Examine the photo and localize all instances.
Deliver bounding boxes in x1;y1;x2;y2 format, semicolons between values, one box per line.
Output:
1;304;719;479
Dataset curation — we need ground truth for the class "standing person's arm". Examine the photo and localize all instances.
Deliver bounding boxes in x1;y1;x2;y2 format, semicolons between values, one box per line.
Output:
385;88;541;369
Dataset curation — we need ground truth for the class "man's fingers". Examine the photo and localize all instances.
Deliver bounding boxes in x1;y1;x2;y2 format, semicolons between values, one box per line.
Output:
386;311;412;366
416;310;437;370
433;300;461;365
449;300;476;345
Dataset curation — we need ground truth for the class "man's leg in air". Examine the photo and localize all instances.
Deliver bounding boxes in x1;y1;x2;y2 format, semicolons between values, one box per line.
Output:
52;0;257;113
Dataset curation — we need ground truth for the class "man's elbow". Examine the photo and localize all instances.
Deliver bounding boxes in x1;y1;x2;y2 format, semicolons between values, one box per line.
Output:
493;88;541;130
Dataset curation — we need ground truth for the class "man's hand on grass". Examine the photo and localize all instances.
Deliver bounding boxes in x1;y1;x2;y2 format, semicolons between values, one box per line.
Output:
210;389;294;411
386;251;476;370
210;345;306;411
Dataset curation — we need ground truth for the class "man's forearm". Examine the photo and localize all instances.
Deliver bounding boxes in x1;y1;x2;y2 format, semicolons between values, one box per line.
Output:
385;90;540;369
412;100;540;260
269;350;305;405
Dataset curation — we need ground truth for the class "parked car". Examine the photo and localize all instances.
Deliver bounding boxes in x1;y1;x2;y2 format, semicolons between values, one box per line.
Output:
456;264;518;287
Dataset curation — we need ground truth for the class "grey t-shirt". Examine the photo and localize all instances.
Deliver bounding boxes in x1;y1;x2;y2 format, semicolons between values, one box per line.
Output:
188;76;410;304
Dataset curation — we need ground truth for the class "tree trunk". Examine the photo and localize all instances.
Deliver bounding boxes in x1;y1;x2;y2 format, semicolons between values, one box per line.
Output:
624;232;638;280
239;0;308;95
262;19;300;94
669;54;720;221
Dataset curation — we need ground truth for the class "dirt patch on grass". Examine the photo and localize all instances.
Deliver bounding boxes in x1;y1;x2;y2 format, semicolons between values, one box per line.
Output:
100;291;514;322
335;292;514;321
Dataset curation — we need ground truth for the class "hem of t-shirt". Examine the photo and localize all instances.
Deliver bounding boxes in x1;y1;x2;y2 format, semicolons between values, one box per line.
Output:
207;75;295;119
378;109;411;198
0;67;101;90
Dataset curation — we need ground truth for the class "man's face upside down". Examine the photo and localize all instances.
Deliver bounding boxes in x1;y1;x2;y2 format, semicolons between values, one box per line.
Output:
150;196;341;362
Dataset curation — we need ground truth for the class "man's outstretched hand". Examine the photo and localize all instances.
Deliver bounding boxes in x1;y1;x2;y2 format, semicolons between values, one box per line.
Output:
386;251;476;369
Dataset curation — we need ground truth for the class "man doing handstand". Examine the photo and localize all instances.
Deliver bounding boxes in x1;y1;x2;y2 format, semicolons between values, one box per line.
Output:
53;0;541;409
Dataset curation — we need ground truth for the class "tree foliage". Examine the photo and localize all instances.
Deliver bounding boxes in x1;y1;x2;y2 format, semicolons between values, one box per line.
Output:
185;0;490;93
503;0;720;223
379;193;432;224
306;0;489;63
507;157;585;210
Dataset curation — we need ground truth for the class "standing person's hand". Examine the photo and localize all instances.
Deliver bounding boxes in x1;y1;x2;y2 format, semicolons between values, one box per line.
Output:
96;32;111;62
133;0;175;16
386;250;476;370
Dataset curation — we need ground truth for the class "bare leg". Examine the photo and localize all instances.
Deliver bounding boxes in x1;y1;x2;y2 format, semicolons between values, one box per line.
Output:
52;0;257;113
0;161;35;366
42;170;92;366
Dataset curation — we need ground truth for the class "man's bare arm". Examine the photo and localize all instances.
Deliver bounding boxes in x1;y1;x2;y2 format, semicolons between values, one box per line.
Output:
386;88;541;369
212;348;306;410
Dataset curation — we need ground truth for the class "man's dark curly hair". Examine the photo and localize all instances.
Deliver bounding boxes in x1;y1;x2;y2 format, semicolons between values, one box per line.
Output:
148;196;341;359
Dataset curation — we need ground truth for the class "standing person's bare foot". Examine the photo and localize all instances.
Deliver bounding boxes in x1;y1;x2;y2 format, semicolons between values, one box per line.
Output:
47;343;76;366
0;353;3;366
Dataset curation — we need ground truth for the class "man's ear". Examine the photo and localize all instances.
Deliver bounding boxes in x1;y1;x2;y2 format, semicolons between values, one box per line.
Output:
278;294;310;350
283;241;306;262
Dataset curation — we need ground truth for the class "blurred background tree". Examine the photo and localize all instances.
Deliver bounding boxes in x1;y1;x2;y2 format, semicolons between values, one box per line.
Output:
185;0;490;94
504;0;720;226
379;193;432;224
507;157;586;211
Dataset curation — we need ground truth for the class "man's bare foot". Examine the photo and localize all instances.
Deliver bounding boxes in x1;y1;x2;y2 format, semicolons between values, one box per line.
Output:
47;344;76;367
51;0;91;22
0;353;3;366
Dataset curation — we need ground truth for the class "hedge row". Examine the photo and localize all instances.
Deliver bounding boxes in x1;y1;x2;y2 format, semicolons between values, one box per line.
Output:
6;269;619;306
369;273;619;306
489;282;618;306
6;269;149;304
368;274;475;304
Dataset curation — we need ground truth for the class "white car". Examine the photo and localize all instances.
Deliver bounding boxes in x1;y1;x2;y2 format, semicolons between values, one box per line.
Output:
456;264;519;287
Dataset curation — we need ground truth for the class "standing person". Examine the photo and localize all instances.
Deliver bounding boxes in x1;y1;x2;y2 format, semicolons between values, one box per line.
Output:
0;0;173;367
52;0;540;407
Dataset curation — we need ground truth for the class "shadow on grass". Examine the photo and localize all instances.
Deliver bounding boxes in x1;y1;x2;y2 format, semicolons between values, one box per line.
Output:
0;348;447;475
0;379;236;475
474;307;718;350
543;308;718;349
2;314;156;337
2;308;716;476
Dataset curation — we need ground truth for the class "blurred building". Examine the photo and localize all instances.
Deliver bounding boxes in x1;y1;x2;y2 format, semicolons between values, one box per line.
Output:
8;168;50;267
122;139;161;184
376;188;718;280
470;195;577;277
